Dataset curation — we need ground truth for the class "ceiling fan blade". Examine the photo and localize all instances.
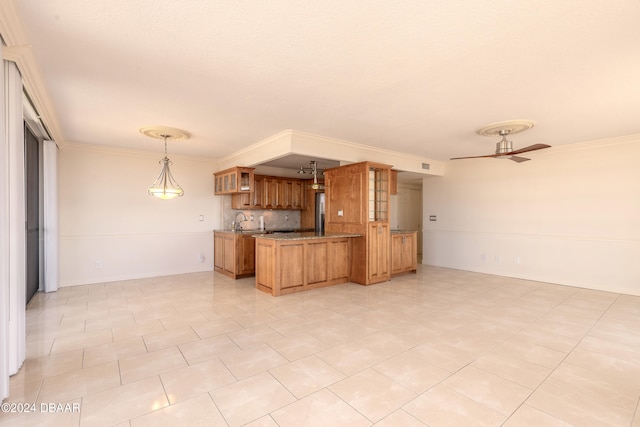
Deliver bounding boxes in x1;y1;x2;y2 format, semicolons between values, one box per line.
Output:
509;156;530;163
450;154;498;160
508;144;551;155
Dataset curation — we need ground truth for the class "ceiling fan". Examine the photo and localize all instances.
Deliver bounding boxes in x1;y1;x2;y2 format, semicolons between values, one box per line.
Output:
451;120;551;163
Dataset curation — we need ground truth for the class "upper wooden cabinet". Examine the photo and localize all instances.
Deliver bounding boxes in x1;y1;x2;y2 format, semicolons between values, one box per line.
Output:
214;167;255;195
390;169;398;195
325;161;392;233
231;175;306;210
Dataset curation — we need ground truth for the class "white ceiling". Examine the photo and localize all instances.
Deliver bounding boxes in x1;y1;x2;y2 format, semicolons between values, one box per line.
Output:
5;0;640;164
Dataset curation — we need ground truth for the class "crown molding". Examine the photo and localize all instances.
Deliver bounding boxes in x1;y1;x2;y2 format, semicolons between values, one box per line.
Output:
0;0;64;147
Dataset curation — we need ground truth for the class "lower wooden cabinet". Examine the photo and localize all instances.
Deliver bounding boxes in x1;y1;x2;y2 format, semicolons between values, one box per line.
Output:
255;236;351;296
391;232;417;275
213;231;255;279
367;222;390;284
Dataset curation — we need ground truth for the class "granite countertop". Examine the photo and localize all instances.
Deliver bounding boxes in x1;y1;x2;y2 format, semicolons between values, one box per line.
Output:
253;232;363;240
214;228;314;234
390;229;419;234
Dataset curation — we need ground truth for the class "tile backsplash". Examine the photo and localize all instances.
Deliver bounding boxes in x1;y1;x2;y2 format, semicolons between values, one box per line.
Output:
222;197;301;230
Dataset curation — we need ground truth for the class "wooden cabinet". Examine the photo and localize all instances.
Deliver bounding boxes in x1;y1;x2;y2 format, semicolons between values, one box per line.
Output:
214;167;254;195
231;175;265;209
255;236;351;296
233;175;305;210
301;185;321;228
324;161;392;285
213;231;255;279
391;232;417;275
368;222;390;283
263;177;279;209
390;169;398;195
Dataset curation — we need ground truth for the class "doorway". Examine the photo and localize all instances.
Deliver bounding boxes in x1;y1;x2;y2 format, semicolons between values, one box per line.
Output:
25;124;40;304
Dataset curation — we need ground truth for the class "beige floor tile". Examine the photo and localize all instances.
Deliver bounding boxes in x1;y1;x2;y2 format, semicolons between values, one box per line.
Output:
564;346;640;383
471;352;552;389
37;361;120;404
111;319;165;341
403;384;505;427
231;310;280;328
84;312;135;332
546;362;640;411
633;406;640;427
373;348;450;393
80;377;168;427
129;393;227;426
266;332;328;361
50;329;113;354
12;349;83;383
142;326;199;352
502;404;573;426
178;334;241;365
374;409;427;426
191;318;243;339
161;358;237;404
441;366;532;416
227;324;283;349
270;388;371;427
119;346;187;384
317;332;410;376
159;311;209;330
330;368;416;422
243;415;279;426
82;336;148;367
269;355;346;398
527;379;635;426
488;336;567;369
210;372;296;427
219;344;288;379
410;342;477;373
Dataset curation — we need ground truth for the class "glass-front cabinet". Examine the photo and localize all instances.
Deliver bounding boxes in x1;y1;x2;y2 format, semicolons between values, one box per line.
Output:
214;167;255;195
368;166;389;222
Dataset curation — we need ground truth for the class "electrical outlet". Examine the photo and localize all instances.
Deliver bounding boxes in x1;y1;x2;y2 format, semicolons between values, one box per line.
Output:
198;253;205;263
481;253;486;262
495;255;502;263
514;256;521;265
429;215;437;221
338;210;344;217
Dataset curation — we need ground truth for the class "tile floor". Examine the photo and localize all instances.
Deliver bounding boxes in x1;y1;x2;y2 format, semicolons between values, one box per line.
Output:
2;265;640;426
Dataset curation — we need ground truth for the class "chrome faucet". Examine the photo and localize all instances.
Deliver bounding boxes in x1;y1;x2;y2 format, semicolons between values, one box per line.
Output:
232;212;248;231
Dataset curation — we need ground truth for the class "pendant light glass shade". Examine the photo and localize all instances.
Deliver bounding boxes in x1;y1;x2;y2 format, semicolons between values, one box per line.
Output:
147;133;185;199
148;155;184;199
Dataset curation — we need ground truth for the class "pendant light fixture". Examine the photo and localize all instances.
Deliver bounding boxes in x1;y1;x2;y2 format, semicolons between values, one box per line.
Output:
297;160;325;190
140;126;190;199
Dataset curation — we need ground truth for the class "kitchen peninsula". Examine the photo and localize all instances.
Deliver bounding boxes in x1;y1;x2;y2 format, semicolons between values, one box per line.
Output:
254;232;361;296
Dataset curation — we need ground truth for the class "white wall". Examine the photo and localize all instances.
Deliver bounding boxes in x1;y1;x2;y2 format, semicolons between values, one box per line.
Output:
59;144;221;286
422;135;640;296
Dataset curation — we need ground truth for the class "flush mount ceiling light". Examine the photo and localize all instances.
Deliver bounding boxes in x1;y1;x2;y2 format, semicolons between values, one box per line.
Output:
141;126;190;199
297;160;325;189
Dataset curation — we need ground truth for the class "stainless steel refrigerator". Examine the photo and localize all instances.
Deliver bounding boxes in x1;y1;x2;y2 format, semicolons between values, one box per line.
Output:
315;192;325;235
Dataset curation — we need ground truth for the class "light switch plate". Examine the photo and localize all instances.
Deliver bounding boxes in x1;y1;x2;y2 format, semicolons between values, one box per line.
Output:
338;210;344;217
